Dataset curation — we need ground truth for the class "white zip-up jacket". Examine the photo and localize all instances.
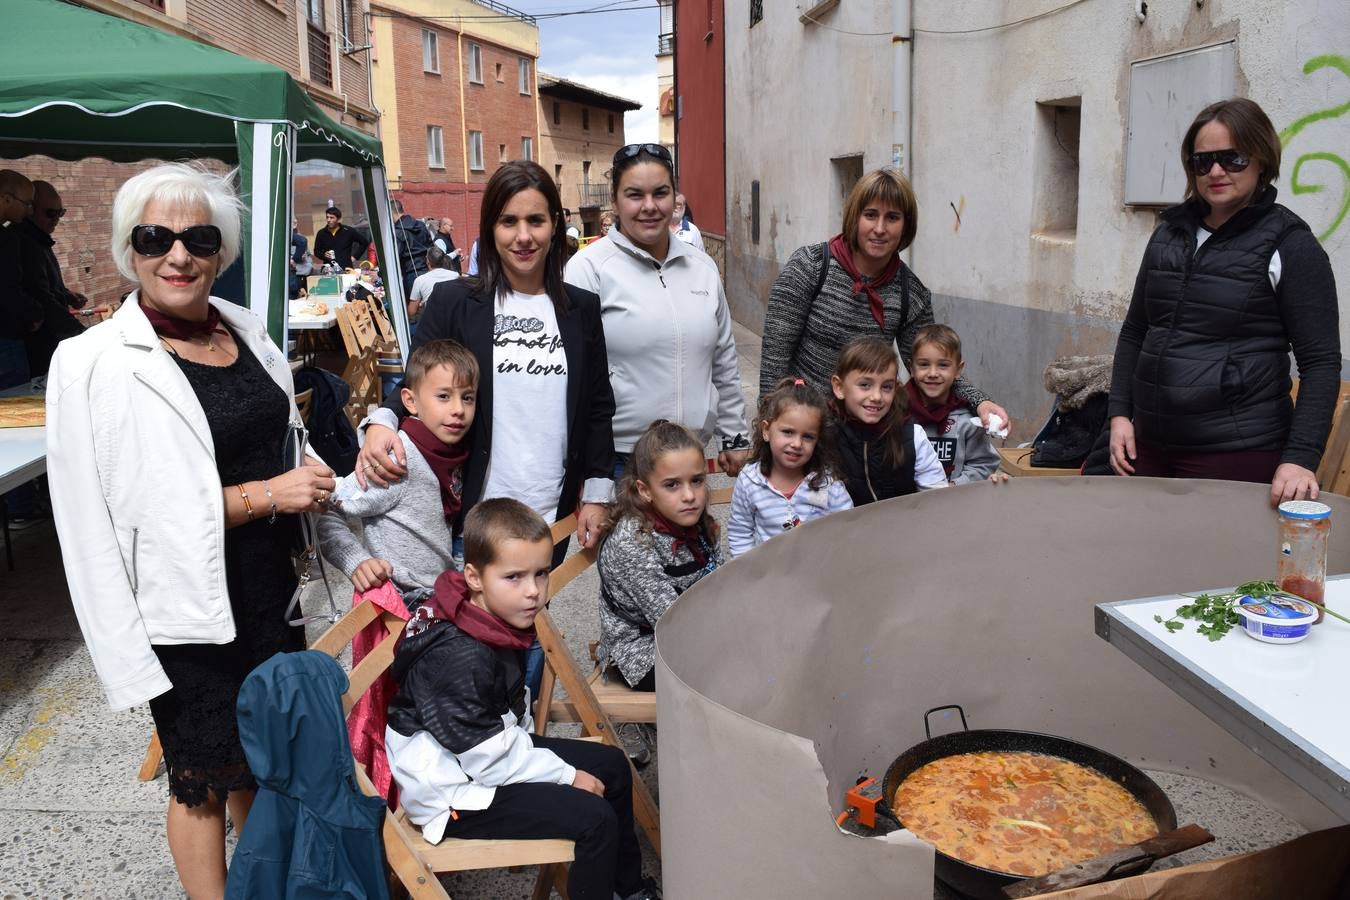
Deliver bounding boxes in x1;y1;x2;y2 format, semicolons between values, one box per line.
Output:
565;229;749;453
46;295;308;710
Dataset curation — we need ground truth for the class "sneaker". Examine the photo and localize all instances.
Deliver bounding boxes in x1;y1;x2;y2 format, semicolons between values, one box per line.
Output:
616;722;651;767
618;876;662;899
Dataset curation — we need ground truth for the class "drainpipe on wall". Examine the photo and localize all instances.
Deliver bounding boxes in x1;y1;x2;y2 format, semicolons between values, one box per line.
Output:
892;0;914;262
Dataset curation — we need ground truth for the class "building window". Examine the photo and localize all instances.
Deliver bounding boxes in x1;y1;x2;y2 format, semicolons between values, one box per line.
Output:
521;137;533;161
582;160;592;183
422;29;439;73
751;0;763;26
519;57;532;94
1032;99;1082;238
305;0;331;88
554;164;563;184
495;62;504;82
552;101;561;125
499;143;507;163
582;108;590;131
608;113;615;134
339;0;354;44
468;43;483;84
469;130;485;170
427;126;445;169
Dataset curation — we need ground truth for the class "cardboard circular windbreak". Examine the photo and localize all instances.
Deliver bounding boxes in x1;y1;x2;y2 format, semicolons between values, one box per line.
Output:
654;478;1350;897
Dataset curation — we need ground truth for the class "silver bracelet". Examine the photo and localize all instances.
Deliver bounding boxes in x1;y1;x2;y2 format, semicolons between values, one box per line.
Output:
262;480;278;524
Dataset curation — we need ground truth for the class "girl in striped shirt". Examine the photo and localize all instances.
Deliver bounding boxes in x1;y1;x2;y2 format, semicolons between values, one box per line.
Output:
727;378;853;557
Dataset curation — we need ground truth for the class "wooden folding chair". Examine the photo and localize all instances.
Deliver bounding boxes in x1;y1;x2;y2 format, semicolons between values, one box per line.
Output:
334;303;382;428
309;600;577;900
294;387;314;427
363;293;403;358
534;459;733;742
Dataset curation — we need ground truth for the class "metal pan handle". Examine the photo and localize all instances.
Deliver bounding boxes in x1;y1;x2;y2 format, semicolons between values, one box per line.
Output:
924;704;969;740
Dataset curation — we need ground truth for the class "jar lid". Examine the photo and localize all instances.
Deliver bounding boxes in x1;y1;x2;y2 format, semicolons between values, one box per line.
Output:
1278;500;1332;520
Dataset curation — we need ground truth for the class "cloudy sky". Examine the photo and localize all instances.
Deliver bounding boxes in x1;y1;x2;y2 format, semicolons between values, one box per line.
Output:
516;1;662;143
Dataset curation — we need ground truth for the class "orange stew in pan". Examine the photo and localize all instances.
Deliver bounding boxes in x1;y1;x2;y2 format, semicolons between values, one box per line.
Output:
893;751;1158;877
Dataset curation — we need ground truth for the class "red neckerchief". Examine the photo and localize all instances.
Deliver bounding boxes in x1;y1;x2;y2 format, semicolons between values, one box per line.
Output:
418;569;535;650
904;381;965;435
827;233;901;329
649;512;708;568
400;417;468;524
140;301;227;343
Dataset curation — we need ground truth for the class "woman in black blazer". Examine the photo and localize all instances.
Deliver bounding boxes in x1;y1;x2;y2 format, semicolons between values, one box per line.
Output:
355;163;615;695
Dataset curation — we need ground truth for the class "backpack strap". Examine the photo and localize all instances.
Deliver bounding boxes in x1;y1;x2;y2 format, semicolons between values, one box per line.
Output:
813;241;831;302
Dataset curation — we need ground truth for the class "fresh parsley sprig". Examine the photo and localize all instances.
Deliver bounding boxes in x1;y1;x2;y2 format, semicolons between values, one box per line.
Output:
1154;580;1282;642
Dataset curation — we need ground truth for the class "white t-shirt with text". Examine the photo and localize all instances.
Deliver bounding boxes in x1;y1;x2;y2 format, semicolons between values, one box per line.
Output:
480;290;569;522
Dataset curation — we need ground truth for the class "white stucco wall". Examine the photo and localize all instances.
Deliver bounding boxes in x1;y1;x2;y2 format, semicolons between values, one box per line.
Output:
910;0;1350;330
722;0;1350;427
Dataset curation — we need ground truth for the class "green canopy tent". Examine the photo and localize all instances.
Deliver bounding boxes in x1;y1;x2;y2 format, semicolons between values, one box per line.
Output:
0;0;410;357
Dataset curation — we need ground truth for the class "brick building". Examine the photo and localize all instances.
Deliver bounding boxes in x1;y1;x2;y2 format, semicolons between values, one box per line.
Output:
13;0;378;306
537;74;640;237
370;0;539;249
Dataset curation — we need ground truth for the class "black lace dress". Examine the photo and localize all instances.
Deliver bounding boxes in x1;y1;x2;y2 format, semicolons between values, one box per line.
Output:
148;333;304;807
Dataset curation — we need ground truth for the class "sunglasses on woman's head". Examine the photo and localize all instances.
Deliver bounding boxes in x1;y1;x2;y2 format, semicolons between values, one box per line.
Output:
1188;149;1250;176
130;224;223;258
613;143;673;165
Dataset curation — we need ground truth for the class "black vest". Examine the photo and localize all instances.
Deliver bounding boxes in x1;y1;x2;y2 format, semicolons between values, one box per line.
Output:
836;417;918;505
1130;189;1306;452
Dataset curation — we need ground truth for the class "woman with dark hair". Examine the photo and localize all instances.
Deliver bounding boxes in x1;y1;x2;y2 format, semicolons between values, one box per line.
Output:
565;143;750;476
1108;98;1340;503
759;167;1009;430
354;160;616;692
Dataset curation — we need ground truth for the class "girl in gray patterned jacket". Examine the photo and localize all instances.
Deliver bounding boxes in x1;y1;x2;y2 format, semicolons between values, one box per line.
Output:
597;420;723;698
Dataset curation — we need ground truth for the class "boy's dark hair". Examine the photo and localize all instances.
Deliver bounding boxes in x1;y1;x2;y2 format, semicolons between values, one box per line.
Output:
463;498;552;571
325;206;342;219
911;323;962;364
750;378;839;491
832;336;911;469
612;419;718;539
404;339;479;393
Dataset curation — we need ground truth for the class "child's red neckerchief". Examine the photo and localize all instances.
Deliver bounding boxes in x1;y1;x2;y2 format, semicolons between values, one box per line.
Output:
400;417;468;524
649;512;709;569
413;568;535;651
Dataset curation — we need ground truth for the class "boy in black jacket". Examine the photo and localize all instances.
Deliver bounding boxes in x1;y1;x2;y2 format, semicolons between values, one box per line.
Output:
385;498;658;900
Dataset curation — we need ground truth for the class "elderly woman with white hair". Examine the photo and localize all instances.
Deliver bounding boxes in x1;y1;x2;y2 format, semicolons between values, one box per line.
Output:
45;162;335;897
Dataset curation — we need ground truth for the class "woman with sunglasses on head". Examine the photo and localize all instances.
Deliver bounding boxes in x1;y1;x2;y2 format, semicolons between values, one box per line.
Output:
565;143;751;477
45;162;334;899
1108;98;1340;504
354;160;616;694
759;167;1010;432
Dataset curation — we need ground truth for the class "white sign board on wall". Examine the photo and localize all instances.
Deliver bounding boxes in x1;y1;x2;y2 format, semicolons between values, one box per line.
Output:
1124;42;1237;206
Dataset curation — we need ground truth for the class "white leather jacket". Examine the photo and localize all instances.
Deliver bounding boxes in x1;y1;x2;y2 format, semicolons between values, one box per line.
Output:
564;228;749;453
46;295;307;710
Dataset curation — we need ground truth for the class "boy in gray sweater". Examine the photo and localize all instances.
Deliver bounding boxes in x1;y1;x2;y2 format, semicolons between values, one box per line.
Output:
319;340;478;597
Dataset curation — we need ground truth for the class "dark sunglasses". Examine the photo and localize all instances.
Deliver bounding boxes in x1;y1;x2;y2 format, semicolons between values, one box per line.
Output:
42;207;66;219
130;224;223;258
613;143;673;166
1188;148;1250;176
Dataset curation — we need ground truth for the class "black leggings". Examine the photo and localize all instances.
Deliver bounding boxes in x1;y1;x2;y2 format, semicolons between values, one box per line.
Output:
440;735;643;899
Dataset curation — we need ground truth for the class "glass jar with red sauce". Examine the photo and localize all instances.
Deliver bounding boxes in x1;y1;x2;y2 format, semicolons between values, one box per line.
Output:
1277;500;1331;624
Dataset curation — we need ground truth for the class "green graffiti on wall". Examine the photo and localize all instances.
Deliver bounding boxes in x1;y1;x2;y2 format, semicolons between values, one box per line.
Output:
1279;55;1350;241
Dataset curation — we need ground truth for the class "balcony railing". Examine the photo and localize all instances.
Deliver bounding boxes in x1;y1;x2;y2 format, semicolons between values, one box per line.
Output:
579;182;610;209
657;32;674;55
470;0;536;26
